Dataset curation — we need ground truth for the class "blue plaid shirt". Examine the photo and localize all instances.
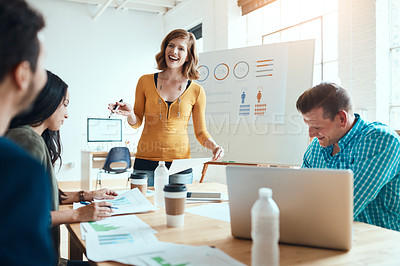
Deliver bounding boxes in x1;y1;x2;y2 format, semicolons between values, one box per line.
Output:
302;114;400;231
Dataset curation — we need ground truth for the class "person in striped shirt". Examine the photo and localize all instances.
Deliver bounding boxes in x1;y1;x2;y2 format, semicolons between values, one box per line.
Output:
296;82;400;231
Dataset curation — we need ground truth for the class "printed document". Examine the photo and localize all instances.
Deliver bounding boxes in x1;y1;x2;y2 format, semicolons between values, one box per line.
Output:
80;214;156;240
116;242;246;266
73;188;156;215
186;203;231;222
168;157;211;175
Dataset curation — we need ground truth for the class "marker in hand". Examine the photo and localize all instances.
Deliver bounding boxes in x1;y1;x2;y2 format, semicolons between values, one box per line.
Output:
80;201;118;209
109;99;123;118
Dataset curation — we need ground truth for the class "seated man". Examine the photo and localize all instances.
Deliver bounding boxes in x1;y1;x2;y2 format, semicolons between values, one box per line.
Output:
296;82;400;231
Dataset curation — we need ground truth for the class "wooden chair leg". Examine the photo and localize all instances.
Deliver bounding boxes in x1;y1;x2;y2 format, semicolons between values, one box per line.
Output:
199;163;209;183
68;229;83;260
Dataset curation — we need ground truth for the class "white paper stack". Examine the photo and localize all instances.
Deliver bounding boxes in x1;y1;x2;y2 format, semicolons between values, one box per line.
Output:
186;203;231;222
83;215;160;262
168;157;212;175
80;211;245;265
116;242;246;266
76;188;244;265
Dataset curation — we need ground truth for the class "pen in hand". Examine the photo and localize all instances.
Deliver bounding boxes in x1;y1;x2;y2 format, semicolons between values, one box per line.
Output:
80;201;118;209
109;99;123;118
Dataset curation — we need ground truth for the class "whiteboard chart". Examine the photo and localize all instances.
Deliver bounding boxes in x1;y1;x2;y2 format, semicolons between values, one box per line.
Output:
189;40;315;166
197;43;289;125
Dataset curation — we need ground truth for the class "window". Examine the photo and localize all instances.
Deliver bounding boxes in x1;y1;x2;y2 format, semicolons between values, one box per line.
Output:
246;0;338;85
389;0;400;129
188;24;203;53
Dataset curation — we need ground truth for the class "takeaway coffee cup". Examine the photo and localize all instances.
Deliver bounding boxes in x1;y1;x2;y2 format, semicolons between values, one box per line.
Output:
163;184;187;227
130;172;148;196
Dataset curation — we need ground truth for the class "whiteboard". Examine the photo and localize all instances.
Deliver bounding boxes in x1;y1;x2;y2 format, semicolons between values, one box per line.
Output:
188;40;315;166
198;42;289;125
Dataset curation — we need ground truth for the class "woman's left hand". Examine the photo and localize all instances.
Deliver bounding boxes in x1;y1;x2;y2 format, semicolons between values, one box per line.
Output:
212;146;224;161
89;188;118;200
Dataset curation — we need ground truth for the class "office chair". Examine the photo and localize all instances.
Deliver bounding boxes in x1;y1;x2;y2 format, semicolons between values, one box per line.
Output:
96;147;132;189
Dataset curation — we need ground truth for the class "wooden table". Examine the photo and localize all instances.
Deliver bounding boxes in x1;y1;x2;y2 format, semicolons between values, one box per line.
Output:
65;182;400;265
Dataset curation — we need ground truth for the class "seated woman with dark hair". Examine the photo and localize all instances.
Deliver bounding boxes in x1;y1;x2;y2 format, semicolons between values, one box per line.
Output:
6;70;117;266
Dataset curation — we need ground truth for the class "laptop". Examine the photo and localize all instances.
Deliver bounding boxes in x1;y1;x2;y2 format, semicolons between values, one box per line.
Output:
226;166;353;251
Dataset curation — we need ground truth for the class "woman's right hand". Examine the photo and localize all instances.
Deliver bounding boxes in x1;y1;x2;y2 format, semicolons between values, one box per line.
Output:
108;101;134;117
75;201;113;222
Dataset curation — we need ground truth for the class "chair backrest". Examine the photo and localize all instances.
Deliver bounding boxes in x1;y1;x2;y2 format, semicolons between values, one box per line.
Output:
102;147;131;173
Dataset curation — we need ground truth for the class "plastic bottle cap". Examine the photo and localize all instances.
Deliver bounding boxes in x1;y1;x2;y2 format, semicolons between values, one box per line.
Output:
158;161;165;166
259;187;272;198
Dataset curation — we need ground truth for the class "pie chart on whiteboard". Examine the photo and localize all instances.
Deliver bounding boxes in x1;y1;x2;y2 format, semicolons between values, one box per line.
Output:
197;65;209;82
214;63;229;81
233;61;250;79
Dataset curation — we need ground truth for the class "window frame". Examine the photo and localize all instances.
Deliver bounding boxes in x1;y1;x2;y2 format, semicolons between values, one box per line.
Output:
389;0;400;128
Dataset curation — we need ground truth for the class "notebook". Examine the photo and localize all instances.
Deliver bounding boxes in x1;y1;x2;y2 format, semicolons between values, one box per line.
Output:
226;166;353;250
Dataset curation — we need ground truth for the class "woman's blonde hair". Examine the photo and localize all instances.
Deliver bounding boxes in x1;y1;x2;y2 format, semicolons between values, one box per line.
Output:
155;29;200;80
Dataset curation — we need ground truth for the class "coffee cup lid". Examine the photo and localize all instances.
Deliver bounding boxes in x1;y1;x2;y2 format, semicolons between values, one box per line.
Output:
163;184;187;192
130;172;147;179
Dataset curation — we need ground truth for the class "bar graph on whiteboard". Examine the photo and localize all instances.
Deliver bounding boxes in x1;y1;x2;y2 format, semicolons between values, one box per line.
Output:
255;59;274;78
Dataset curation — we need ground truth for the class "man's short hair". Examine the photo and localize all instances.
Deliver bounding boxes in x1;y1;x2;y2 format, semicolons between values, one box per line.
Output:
296;82;353;120
0;0;45;82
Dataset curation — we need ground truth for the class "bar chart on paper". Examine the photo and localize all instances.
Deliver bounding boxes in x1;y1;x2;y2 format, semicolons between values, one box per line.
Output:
86;230;160;262
84;215;160;262
89;221;122;232
151;256;189;266
136;244;246;266
110;196;130;207
98;233;134;245
81;214;157;240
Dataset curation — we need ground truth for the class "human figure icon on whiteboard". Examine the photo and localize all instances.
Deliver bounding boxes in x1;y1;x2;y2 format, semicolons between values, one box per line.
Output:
241;91;246;104
257;90;262;103
108;29;224;187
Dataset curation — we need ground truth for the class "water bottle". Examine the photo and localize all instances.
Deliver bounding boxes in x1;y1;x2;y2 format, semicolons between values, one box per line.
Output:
251;187;280;266
154;161;169;207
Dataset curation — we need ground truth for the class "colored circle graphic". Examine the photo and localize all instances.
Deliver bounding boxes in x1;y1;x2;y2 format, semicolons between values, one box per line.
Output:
197;65;209;82
233;61;249;79
214;63;229;81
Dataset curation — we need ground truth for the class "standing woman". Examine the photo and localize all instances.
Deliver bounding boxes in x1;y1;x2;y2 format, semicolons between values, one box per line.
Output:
7;70;117;266
109;29;224;186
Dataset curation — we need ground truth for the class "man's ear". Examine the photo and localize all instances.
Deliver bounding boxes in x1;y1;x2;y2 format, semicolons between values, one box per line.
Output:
337;110;348;127
13;61;32;93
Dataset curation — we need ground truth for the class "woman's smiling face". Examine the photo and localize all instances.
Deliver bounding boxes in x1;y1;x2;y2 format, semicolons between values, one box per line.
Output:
164;37;189;70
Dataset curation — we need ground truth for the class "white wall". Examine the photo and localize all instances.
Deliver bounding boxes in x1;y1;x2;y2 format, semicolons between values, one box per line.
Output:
27;0;164;181
338;0;390;123
163;0;247;52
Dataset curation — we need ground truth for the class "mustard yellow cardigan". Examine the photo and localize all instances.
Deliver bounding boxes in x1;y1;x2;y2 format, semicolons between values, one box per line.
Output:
131;74;211;161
